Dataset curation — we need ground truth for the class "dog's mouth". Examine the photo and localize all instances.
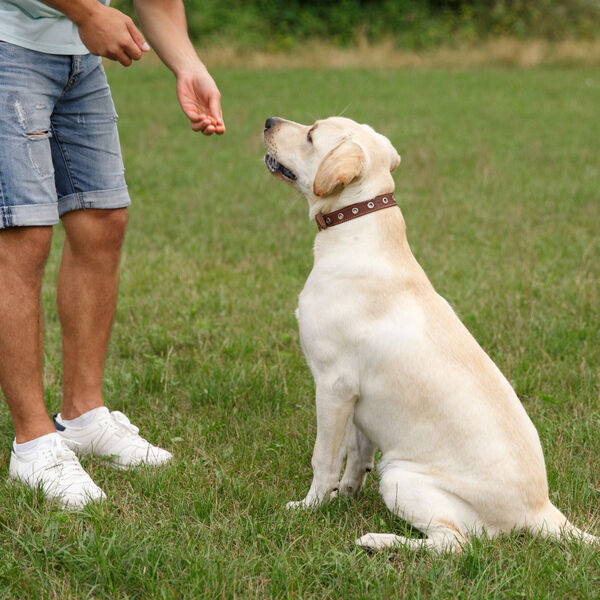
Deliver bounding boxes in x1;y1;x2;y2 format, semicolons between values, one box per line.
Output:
264;153;297;181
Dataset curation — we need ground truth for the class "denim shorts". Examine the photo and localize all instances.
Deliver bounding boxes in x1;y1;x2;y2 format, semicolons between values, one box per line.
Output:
0;40;130;229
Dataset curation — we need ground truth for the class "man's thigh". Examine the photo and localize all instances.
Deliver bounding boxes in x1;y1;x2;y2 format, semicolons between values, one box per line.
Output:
0;43;131;230
51;54;130;218
0;41;68;229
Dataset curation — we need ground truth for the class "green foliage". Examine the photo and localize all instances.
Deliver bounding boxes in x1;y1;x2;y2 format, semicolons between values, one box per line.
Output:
1;63;599;598
112;0;600;48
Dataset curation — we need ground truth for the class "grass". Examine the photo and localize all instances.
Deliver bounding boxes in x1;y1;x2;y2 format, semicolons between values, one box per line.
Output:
1;63;599;598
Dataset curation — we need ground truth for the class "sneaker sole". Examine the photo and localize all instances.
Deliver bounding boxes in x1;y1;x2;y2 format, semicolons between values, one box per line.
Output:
6;475;105;511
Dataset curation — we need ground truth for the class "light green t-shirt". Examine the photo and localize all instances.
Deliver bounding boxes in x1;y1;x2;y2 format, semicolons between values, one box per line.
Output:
0;0;110;55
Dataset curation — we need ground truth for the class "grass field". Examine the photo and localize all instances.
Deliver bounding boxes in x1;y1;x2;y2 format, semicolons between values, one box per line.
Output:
1;63;599;598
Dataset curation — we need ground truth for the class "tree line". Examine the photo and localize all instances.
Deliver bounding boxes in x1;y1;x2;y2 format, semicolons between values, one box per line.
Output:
113;0;600;48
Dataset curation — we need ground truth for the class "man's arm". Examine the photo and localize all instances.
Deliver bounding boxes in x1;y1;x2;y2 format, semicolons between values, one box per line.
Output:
133;0;224;135
39;0;224;135
39;0;150;66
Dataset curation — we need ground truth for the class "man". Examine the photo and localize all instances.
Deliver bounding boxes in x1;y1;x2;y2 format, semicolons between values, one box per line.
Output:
0;0;225;508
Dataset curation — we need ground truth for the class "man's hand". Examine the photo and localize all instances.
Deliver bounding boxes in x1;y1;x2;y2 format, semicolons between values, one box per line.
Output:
74;3;150;67
133;0;225;136
176;70;225;135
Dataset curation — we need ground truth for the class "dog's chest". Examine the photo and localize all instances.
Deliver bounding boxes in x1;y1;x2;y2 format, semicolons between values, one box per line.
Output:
296;270;364;361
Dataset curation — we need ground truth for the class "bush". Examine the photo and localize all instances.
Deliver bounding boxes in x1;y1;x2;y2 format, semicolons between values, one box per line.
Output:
112;0;600;49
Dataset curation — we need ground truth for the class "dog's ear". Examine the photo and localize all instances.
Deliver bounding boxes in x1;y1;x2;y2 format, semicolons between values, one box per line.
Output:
379;135;400;172
389;148;401;172
313;139;366;197
361;124;400;173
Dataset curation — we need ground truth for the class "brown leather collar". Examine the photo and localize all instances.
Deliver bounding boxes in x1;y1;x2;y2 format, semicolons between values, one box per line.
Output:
315;193;397;231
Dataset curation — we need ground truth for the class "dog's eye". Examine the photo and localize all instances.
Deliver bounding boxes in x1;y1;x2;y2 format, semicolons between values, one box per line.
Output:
307;130;313;143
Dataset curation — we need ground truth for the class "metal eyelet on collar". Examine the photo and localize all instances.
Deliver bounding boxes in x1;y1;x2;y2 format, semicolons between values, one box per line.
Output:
315;193;395;231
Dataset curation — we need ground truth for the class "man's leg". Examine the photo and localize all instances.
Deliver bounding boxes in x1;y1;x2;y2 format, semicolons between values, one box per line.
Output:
55;207;172;468
58;208;128;419
0;45;107;508
47;55;171;468
0;227;55;443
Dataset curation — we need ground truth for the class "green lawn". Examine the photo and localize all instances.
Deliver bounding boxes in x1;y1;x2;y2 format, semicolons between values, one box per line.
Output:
1;64;599;598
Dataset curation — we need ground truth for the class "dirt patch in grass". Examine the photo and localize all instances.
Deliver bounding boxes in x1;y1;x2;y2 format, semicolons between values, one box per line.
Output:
194;37;600;69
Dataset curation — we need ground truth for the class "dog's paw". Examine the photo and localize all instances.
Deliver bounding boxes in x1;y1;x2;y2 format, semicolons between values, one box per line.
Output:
355;533;403;551
339;467;371;497
286;493;333;509
339;474;367;497
339;481;359;497
285;499;311;510
355;533;379;549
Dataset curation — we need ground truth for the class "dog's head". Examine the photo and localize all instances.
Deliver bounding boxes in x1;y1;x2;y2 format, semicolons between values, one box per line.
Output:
264;116;400;216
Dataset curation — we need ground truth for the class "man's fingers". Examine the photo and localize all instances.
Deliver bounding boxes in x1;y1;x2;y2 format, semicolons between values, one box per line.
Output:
190;114;225;135
76;4;150;66
127;21;150;52
191;118;213;131
191;121;216;135
113;48;133;67
208;95;224;126
123;39;143;61
108;29;142;65
122;24;143;61
175;72;225;136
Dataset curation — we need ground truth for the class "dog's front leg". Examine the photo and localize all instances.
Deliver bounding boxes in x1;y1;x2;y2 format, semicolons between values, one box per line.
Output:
287;383;356;509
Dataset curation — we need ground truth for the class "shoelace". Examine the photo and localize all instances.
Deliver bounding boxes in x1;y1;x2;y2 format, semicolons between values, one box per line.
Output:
43;439;92;486
110;411;140;436
107;411;154;453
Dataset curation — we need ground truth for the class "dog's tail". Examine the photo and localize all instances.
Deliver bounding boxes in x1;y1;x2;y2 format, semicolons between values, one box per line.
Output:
530;502;598;544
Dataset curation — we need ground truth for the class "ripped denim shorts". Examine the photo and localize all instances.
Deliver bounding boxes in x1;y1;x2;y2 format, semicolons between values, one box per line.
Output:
0;40;130;229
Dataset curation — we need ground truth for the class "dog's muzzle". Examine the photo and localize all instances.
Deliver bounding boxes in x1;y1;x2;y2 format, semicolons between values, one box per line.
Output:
264;153;297;181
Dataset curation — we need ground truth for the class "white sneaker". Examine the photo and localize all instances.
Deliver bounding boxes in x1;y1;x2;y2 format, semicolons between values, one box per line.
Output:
54;407;173;469
9;432;106;510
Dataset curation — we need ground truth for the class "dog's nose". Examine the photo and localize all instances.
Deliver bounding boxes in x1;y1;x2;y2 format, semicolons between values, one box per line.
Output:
264;117;281;132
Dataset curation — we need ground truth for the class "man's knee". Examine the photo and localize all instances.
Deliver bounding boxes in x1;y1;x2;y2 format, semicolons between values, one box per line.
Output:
63;208;128;258
93;208;129;250
0;226;53;278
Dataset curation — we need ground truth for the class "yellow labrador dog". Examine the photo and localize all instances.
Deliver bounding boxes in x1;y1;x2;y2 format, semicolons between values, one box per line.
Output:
263;116;597;552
